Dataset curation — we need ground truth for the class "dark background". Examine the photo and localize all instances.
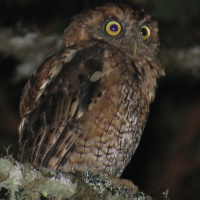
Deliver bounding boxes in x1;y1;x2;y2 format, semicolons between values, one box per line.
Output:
0;0;200;199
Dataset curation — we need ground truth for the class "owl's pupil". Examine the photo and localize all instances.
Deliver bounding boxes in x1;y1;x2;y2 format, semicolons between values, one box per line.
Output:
110;24;118;32
141;28;147;36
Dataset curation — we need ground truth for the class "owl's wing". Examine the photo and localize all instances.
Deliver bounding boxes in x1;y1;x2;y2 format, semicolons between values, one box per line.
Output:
18;45;105;169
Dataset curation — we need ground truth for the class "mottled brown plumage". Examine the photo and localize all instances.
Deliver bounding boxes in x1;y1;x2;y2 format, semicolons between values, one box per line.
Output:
18;3;165;179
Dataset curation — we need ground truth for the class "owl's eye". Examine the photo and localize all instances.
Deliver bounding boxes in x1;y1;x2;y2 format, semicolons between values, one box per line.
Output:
140;25;150;40
106;21;121;36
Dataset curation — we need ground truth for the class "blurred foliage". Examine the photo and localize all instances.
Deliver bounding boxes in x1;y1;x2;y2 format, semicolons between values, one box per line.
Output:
0;0;200;200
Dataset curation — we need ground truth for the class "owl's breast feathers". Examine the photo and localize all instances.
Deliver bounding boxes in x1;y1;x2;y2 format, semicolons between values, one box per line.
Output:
18;40;164;177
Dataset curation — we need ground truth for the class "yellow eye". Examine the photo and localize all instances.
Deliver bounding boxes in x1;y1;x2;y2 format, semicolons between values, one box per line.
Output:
106;21;121;36
140;25;150;40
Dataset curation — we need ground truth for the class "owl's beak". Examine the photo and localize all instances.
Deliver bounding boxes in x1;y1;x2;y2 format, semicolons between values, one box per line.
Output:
126;39;138;58
132;40;138;58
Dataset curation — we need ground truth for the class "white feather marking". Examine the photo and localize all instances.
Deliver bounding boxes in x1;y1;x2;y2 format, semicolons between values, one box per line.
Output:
18;117;26;138
70;100;79;117
90;71;103;82
63;50;77;63
40;79;49;90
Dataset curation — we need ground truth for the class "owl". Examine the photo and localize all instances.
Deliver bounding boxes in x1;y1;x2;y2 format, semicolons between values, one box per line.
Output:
18;3;165;180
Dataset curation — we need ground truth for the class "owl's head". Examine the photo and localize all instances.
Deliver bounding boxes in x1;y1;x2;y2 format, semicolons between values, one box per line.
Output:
62;3;160;60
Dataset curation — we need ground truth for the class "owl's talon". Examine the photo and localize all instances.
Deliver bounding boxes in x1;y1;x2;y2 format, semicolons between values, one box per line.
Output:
106;174;139;195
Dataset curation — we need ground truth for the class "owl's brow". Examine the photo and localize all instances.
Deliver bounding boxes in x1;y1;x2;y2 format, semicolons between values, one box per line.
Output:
116;3;126;15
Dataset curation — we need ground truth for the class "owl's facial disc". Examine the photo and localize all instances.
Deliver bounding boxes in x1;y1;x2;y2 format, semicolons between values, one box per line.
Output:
99;18;152;58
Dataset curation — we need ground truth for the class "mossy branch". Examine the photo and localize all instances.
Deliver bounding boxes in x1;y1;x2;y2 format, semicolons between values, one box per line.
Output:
0;158;151;200
0;158;77;199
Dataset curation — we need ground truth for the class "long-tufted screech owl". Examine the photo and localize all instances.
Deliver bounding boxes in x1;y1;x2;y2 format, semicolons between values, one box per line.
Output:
18;3;165;180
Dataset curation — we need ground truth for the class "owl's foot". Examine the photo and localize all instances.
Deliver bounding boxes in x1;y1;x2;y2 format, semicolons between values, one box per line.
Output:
106;173;139;195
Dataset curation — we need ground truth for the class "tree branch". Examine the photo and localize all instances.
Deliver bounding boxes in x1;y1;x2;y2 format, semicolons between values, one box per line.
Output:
0;158;152;200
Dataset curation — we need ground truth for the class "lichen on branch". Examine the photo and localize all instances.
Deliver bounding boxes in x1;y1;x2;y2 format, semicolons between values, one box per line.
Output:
0;158;151;200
